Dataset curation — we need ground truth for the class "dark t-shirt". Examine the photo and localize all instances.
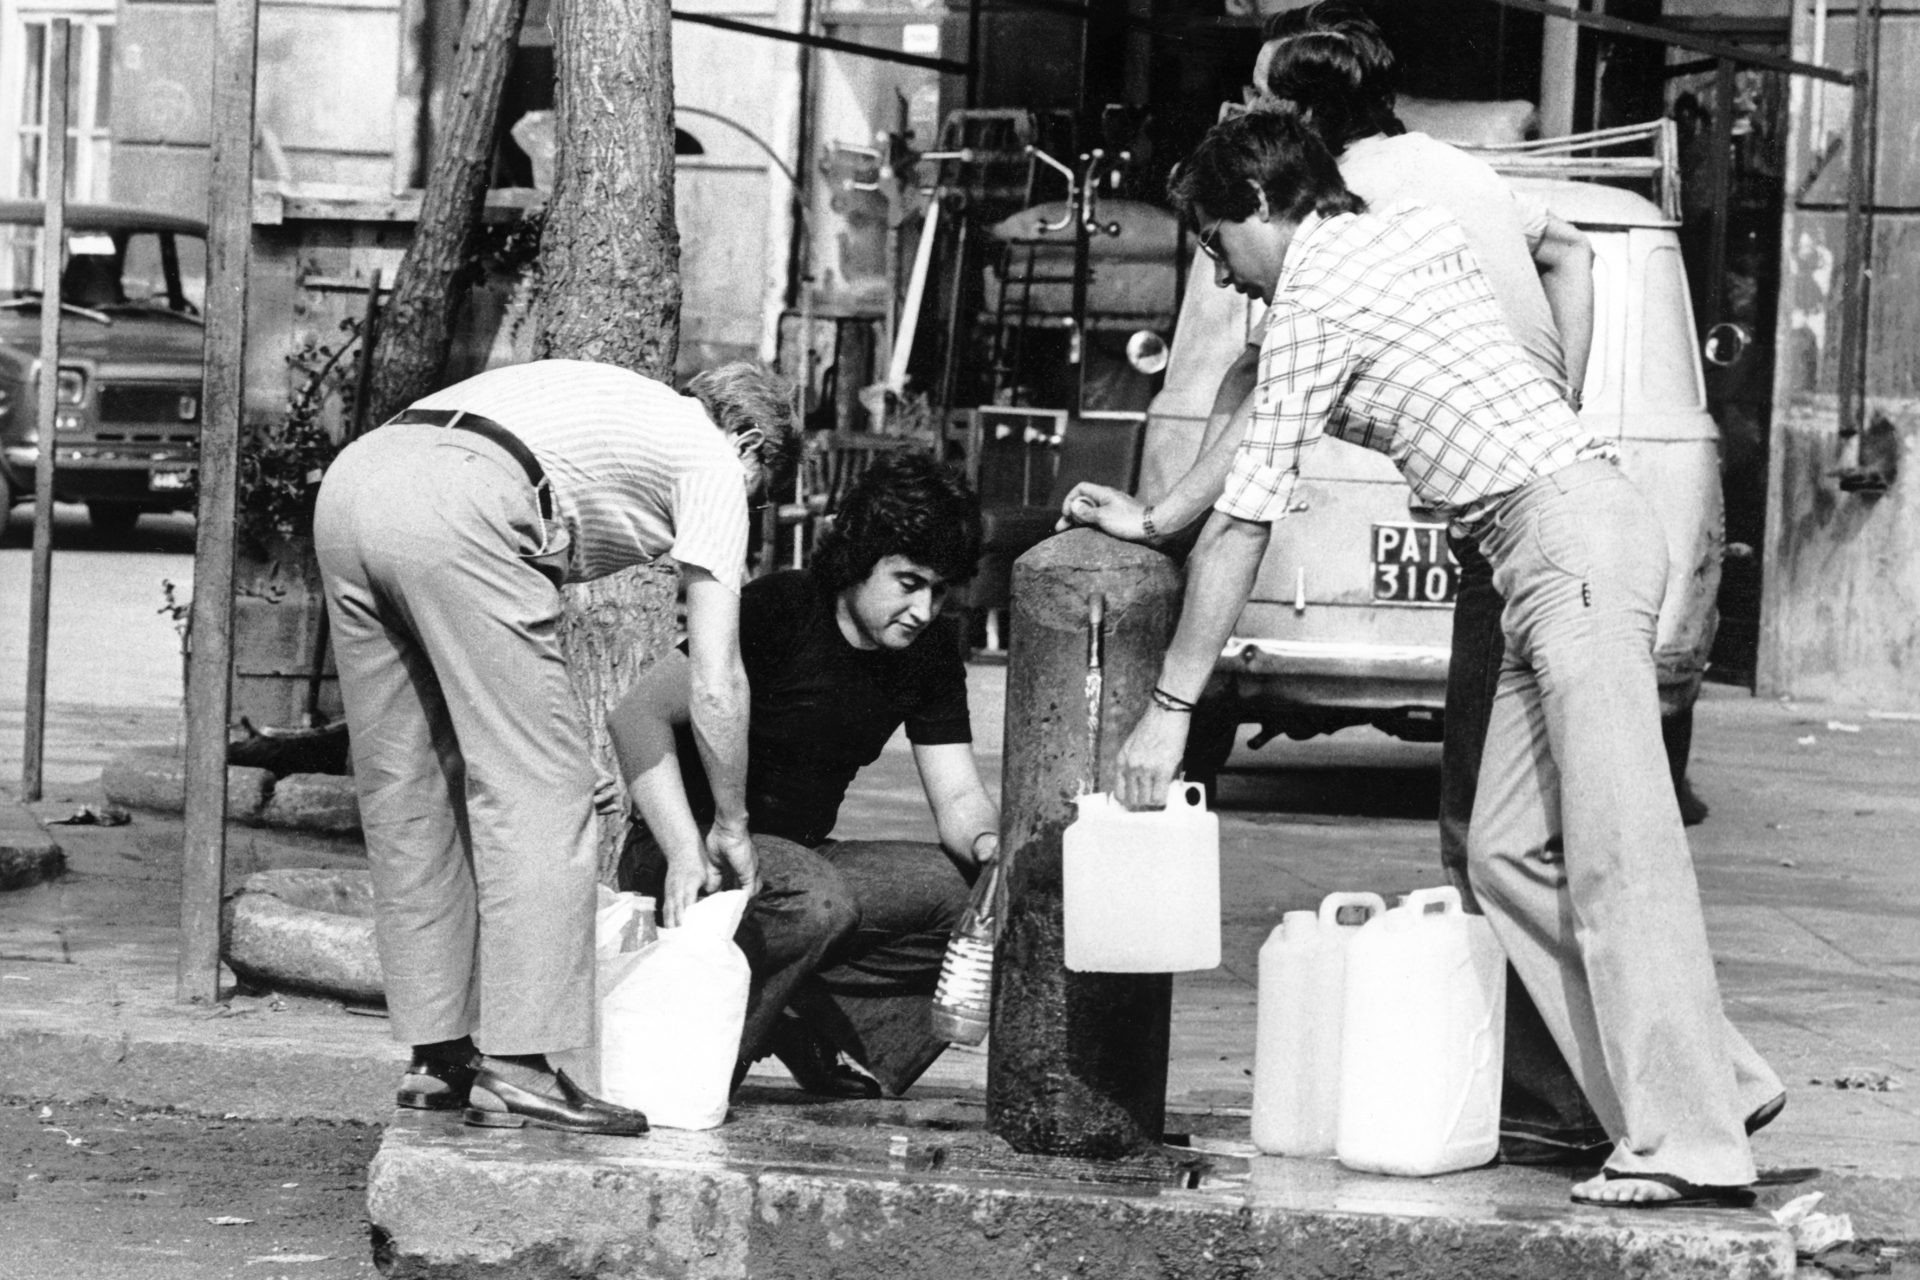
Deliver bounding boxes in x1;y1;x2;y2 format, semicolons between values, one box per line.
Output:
673;569;971;847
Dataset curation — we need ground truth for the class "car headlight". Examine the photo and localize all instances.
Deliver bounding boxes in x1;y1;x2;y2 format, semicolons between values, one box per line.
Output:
56;368;86;404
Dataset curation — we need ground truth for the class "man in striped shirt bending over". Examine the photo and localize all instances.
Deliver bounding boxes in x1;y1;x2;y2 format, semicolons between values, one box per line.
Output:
314;358;799;1137
1060;111;1782;1210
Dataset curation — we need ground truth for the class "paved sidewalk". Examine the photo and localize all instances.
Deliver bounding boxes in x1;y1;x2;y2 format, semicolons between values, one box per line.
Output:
1;671;1917;1269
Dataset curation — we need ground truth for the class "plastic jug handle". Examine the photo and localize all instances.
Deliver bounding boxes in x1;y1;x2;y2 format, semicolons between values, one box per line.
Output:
1399;885;1463;917
1317;891;1388;928
1165;782;1206;811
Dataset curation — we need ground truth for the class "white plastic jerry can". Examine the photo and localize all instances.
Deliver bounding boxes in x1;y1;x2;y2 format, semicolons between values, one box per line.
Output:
1251;891;1387;1156
1061;784;1221;973
1335;886;1508;1177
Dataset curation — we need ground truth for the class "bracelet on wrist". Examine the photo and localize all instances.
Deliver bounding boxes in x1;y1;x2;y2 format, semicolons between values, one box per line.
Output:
1141;504;1158;541
1151;685;1196;713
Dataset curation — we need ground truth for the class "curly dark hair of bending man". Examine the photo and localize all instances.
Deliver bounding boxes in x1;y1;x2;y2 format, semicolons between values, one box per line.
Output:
809;452;984;593
1167;109;1365;230
1253;0;1406;152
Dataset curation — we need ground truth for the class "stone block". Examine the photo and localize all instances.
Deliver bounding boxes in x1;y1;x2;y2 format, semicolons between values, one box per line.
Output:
0;803;62;891
228;766;275;822
258;773;361;836
100;749;188;812
223;868;382;1004
101;748;273;821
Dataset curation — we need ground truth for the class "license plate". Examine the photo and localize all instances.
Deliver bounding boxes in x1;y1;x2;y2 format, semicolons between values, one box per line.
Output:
148;469;193;492
1371;522;1459;606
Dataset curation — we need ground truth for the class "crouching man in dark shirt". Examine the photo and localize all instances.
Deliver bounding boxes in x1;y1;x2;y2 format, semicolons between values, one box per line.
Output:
608;453;997;1098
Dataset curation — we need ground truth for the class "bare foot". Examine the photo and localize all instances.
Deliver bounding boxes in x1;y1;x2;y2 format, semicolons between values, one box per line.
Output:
1572;1173;1681;1205
1571;1171;1756;1209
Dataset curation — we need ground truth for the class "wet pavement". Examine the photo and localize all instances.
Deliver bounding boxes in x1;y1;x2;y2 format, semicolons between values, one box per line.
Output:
3;665;1919;1274
370;1102;1792;1280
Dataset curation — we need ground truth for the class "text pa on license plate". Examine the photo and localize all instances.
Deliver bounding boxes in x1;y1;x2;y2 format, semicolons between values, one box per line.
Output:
148;468;193;492
1371;522;1458;606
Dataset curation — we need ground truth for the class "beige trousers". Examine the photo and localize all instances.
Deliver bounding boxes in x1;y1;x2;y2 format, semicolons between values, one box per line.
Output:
313;424;597;1055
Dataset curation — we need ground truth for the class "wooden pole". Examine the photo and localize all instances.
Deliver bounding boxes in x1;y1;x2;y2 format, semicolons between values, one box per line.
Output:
178;0;258;1004
19;19;70;803
1835;0;1881;444
987;529;1181;1158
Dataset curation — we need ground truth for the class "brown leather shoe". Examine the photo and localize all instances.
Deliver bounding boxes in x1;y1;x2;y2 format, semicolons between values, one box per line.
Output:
463;1068;649;1136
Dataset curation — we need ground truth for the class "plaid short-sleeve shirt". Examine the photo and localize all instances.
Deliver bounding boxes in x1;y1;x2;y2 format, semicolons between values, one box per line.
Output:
1218;202;1612;526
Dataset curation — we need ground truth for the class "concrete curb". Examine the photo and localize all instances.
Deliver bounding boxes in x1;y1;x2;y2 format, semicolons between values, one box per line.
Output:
0;960;397;1124
368;1114;1796;1280
0;1021;397;1123
0;800;62;890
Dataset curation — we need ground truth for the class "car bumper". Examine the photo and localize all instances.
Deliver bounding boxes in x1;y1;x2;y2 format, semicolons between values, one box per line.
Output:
3;445;196;505
1208;634;1709;728
1211;636;1451;711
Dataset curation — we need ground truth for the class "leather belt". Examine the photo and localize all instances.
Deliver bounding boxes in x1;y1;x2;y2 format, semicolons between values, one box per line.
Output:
387;408;551;519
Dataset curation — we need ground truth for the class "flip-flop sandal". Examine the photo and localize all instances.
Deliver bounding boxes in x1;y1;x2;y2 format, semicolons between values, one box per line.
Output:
1571;1169;1757;1210
1755;1166;1820;1187
1746;1093;1787;1135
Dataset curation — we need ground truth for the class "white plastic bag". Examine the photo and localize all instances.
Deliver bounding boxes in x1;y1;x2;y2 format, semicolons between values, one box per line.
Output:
550;886;657;1093
595;885;658;964
597;889;751;1130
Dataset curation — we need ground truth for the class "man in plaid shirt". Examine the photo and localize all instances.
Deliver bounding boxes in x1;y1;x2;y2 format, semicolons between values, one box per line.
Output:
1062;110;1782;1210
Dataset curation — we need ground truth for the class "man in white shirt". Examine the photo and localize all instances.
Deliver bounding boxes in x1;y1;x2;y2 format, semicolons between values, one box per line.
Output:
314;358;798;1136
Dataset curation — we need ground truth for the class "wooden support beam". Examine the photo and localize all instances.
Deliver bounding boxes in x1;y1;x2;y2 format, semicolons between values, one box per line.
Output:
179;0;259;1005
20;19;70;803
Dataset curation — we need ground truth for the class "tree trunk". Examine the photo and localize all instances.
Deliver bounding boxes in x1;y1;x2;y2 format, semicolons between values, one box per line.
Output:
535;0;681;372
537;0;684;869
366;0;531;425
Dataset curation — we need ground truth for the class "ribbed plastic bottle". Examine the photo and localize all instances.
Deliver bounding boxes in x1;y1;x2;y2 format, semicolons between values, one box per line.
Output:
929;857;1006;1045
1335;885;1508;1176
1251;892;1386;1155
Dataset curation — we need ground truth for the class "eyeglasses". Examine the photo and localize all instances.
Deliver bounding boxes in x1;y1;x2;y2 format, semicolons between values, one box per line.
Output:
1197;219;1225;262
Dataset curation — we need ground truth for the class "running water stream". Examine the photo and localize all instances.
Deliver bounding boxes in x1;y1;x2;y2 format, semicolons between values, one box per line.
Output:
1084;593;1105;791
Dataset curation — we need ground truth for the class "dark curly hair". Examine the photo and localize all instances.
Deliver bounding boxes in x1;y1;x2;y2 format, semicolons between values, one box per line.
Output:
1168;109;1363;229
808;452;983;594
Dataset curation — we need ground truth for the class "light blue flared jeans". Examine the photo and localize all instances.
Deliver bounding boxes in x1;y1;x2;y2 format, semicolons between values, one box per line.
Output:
1465;459;1781;1187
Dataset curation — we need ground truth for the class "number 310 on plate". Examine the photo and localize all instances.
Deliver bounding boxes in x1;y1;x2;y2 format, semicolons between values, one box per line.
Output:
1371;522;1459;606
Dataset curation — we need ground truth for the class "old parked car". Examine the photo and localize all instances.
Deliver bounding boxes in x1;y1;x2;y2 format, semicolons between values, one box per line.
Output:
1137;166;1721;785
0;200;207;536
